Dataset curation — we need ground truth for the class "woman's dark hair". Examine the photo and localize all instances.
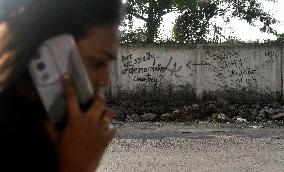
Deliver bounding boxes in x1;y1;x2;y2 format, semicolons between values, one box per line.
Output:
0;0;122;89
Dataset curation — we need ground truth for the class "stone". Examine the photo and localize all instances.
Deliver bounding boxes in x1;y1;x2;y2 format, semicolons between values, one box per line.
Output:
266;108;276;115
258;113;267;119
218;114;226;120
212;113;218;119
275;109;283;114
173;110;181;114
126;115;131;121
112;119;118;123
212;113;226;122
128;114;142;122
236;117;247;123
160;113;174;121
192;104;199;109
113;109;127;121
252;126;263;129
271;113;284;120
272;102;281;109
141;113;158;122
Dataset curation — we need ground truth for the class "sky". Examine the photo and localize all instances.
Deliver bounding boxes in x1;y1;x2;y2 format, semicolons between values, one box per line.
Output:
159;0;284;42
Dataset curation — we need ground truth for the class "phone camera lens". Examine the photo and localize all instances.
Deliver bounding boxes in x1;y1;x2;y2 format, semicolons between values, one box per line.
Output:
37;62;46;71
41;73;50;81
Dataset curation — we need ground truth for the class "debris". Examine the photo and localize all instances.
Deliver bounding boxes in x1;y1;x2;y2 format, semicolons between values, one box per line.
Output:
127;114;142;122
212;113;226;122
141;113;158;122
218;114;226;120
180;130;192;134
113;109;127;121
199;121;209;125
161;113;174;121
109;99;284;127
266;108;276;115
272;102;281;108
251;126;262;129
271;113;284;120
258;113;266;119
112;119;118;123
236;118;247;123
192;104;199;109
173;110;181;114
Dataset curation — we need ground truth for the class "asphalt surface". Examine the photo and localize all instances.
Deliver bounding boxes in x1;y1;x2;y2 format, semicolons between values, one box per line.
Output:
97;122;284;172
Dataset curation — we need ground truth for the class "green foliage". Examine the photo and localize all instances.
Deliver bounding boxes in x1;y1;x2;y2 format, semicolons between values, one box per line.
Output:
120;28;147;43
262;33;284;43
276;33;284;42
173;1;218;43
120;0;278;44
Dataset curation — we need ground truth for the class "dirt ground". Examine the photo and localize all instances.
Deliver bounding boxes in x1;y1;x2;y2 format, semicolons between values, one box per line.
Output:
98;122;284;172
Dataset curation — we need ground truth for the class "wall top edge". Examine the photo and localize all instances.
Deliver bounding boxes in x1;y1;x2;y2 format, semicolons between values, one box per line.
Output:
119;43;284;48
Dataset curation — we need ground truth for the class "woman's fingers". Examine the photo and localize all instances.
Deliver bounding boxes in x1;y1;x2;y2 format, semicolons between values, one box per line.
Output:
44;121;59;145
101;109;113;127
62;76;81;122
107;126;117;141
62;75;111;128
61;75;115;134
87;96;106;122
100;109;116;140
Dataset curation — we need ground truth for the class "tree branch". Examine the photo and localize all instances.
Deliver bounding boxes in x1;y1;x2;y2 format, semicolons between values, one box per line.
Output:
130;12;147;21
126;6;147;21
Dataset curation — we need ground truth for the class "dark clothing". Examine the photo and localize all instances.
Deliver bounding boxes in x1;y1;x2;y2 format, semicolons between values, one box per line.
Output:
0;87;58;171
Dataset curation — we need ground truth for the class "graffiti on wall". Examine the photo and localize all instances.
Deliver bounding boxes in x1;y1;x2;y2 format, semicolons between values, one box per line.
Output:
118;47;281;91
203;49;280;88
120;51;183;86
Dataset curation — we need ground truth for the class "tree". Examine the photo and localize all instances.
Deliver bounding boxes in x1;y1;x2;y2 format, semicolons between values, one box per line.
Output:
123;0;173;43
173;1;218;43
276;33;284;42
121;0;278;43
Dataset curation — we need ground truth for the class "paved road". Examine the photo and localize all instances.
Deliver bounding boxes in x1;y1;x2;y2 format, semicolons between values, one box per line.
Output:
97;122;284;172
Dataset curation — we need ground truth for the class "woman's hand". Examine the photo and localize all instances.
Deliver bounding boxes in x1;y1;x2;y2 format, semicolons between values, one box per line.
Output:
45;76;116;172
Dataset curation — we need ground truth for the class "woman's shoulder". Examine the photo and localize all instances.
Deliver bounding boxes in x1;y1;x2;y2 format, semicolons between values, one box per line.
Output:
0;86;45;130
0;86;58;171
0;86;17;113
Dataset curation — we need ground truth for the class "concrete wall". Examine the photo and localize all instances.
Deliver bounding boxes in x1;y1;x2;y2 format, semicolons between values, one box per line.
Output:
111;44;284;103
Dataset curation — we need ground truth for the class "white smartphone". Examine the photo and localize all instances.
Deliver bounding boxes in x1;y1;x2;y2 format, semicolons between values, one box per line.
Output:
28;34;94;126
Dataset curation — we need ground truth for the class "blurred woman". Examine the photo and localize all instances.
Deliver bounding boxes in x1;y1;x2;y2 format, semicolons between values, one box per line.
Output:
0;0;122;171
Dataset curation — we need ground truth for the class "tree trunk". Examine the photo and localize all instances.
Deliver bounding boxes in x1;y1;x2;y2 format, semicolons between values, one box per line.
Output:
146;0;159;43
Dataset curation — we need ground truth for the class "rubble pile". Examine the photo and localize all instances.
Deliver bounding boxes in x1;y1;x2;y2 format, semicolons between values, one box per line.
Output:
109;100;284;126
